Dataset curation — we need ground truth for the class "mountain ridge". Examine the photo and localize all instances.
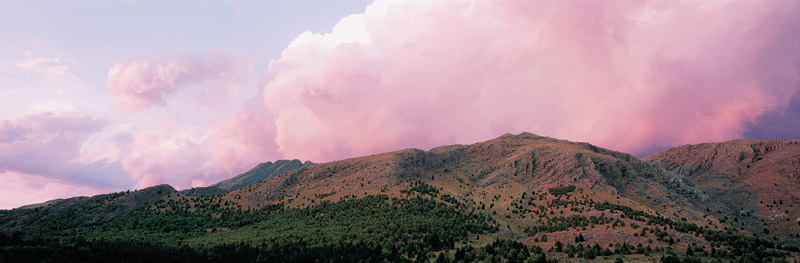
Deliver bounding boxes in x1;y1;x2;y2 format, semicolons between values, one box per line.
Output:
3;133;800;262
179;159;313;197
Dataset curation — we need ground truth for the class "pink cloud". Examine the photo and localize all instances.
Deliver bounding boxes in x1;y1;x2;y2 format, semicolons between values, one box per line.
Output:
0;111;105;176
263;0;800;161
0;111;131;197
107;100;281;190
16;57;73;79
0;171;112;209
107;50;254;112
97;49;280;190
79;50;282;191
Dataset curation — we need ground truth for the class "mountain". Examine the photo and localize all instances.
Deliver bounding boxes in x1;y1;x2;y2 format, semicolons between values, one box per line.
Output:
221;133;749;245
644;139;800;242
180;159;313;196
1;133;798;262
228;134;715;215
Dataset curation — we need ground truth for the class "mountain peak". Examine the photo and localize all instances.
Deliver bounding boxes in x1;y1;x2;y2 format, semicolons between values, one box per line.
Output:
180;159;313;197
497;132;545;140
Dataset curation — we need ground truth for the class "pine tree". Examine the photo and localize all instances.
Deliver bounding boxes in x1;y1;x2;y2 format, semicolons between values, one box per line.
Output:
555;241;564;252
575;233;585;243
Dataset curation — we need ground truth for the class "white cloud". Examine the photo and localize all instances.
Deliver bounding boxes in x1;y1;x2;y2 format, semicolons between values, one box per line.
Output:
16;57;75;79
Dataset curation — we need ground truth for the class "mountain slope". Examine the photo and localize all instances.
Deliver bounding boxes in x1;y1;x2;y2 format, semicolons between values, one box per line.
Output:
645;139;800;240
223;133;752;249
0;184;176;232
231;133;716;214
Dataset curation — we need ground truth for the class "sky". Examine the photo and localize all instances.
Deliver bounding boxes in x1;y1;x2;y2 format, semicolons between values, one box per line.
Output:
1;0;799;209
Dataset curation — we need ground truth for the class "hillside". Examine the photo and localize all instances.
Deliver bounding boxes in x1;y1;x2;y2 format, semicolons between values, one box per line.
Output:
1;133;799;262
221;134;769;254
0;184;176;232
229;133;729;225
645;139;800;242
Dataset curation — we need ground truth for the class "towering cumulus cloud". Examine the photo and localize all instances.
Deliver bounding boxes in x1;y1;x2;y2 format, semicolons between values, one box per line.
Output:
264;0;800;161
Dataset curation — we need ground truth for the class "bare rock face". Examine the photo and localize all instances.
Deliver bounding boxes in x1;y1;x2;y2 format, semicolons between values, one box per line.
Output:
646;139;800;178
645;139;800;239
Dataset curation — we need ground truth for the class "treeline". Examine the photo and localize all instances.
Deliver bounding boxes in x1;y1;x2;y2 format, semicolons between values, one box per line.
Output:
0;232;548;263
0;194;528;263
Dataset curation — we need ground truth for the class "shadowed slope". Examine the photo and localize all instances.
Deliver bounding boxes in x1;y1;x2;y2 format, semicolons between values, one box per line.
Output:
0;184;176;232
181;159;313;196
